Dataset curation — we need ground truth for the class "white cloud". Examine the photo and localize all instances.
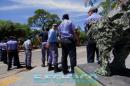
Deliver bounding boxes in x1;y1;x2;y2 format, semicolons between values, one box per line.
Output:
0;4;38;11
10;0;90;12
0;5;22;11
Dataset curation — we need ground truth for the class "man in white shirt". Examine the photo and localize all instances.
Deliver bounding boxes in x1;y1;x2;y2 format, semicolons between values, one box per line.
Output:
23;37;32;69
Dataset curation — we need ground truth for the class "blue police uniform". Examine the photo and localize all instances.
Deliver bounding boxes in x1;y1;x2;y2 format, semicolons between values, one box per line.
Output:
0;42;2;61
7;39;21;70
85;13;102;63
1;42;7;64
59;19;77;74
23;39;32;69
48;28;58;70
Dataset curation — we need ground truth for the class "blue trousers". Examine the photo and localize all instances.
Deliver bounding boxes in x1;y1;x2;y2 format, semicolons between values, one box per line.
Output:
2;50;7;63
25;49;32;67
41;42;49;64
48;43;58;65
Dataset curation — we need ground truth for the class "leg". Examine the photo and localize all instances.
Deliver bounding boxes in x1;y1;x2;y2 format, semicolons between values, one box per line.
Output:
87;41;96;63
14;51;21;68
0;50;2;61
69;43;77;73
96;47;99;63
41;43;46;66
1;50;4;61
3;51;7;64
48;46;54;71
51;44;60;73
7;51;13;70
96;47;111;76
61;42;69;74
46;48;49;62
25;50;32;69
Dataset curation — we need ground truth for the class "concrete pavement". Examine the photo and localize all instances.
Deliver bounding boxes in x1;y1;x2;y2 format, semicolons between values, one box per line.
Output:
0;46;130;86
0;46;86;86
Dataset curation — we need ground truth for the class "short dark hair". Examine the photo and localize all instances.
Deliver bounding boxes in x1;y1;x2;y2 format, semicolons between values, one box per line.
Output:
44;27;49;31
93;8;98;13
88;7;98;13
62;14;69;20
9;36;14;40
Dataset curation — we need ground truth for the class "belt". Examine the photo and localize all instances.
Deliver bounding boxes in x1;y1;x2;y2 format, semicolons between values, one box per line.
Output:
25;49;31;50
8;50;17;51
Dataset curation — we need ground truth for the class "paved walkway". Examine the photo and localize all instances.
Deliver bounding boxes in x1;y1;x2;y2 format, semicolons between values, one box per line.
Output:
0;46;130;86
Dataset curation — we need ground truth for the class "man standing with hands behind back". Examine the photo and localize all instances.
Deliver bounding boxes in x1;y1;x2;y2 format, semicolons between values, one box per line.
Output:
58;14;80;74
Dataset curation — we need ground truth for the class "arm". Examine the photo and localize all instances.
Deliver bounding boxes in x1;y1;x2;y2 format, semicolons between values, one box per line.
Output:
72;23;80;46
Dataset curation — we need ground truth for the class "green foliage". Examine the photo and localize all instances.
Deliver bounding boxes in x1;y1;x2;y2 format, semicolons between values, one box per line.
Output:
0;20;31;40
28;9;61;29
98;0;118;16
79;31;86;45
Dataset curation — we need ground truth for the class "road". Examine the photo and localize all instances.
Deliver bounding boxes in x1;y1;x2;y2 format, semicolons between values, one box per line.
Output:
0;46;87;86
0;46;130;86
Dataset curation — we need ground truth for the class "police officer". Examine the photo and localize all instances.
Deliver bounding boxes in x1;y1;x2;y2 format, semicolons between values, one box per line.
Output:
58;14;80;74
1;39;7;64
7;36;21;70
38;27;49;67
23;37;32;69
47;24;61;73
85;7;102;63
0;40;2;61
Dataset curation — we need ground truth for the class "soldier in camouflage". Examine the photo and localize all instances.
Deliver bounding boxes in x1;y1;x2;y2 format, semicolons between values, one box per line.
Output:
87;0;130;76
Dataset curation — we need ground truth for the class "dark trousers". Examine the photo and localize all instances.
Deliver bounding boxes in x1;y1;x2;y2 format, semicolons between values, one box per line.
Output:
61;38;77;72
8;50;21;69
87;40;99;63
2;50;7;64
41;42;49;65
0;50;2;61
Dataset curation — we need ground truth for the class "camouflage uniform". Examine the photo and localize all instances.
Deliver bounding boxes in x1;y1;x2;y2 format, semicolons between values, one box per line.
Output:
87;1;130;76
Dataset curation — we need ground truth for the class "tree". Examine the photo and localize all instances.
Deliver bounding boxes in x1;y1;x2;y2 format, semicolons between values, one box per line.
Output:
84;0;98;7
79;31;87;45
28;9;61;30
98;0;119;16
84;0;119;16
0;20;32;40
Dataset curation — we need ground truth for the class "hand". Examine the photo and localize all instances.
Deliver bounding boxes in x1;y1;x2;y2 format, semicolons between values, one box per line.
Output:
76;40;80;46
45;43;50;49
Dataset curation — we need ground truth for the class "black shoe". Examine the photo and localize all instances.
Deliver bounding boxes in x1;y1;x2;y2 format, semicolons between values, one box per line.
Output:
70;67;75;74
41;64;45;67
17;65;22;69
54;68;61;73
7;68;11;71
48;63;54;71
63;70;69;75
54;64;61;73
26;66;33;70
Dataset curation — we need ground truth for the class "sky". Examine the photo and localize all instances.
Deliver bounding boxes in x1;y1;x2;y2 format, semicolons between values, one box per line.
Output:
0;0;101;30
